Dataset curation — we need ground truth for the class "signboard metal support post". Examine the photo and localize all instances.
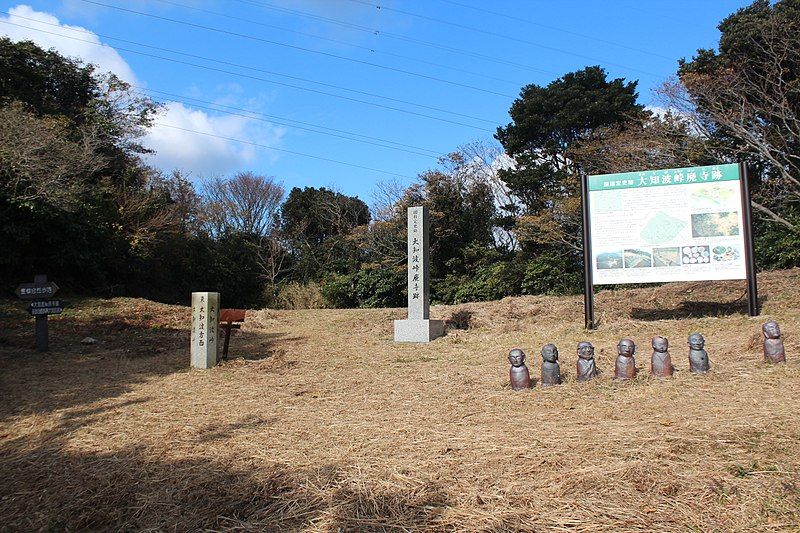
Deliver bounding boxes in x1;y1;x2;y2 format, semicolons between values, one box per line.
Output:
34;274;49;352
580;174;596;330
739;162;759;316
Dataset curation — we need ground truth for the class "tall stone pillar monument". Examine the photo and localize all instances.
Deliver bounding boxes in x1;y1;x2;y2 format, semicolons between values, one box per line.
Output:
191;292;220;369
394;206;445;342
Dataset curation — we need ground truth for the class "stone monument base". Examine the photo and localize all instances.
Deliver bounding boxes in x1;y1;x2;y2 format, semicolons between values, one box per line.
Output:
393;319;445;343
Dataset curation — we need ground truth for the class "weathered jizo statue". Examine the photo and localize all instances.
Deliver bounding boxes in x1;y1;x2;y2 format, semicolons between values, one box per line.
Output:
540;344;562;387
508;348;531;391
762;321;786;364
650;336;673;378
688;333;711;373
614;338;636;380
576;341;598;382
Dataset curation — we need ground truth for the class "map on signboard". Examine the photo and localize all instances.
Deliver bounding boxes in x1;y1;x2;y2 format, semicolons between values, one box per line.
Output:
691;184;736;209
639;211;687;245
590;191;623;214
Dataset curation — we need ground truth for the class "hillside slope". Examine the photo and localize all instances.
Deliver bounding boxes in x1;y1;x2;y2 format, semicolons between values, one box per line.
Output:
1;269;799;531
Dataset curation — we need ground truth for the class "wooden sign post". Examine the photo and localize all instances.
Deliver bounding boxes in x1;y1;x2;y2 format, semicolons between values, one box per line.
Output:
16;274;61;352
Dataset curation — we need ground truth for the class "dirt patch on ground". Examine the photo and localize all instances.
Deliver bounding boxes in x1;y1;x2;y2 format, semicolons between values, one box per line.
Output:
1;270;800;531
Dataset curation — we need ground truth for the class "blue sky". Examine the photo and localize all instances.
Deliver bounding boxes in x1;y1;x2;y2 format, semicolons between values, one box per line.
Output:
0;0;752;204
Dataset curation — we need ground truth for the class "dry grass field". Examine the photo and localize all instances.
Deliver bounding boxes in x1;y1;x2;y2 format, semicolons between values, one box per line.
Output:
2;269;800;532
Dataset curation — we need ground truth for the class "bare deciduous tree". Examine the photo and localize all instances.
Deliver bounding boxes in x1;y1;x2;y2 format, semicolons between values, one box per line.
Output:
571;114;704;176
658;11;800;232
441;141;519;212
257;232;290;305
0;102;106;210
370;177;408;223
437;141;521;252
203;172;284;238
111;170;203;252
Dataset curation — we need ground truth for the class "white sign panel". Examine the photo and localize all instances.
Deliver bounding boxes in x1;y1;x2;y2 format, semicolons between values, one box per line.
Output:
588;163;747;285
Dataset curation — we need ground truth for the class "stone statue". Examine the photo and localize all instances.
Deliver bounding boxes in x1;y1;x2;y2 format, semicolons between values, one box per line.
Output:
540;343;561;387
508;348;531;391
650;336;673;378
762;321;786;364
688;333;710;373
614;338;636;380
576;341;598;382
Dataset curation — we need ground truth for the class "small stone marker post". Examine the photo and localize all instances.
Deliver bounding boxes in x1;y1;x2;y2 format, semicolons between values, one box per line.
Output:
191;292;220;369
394;206;445;342
15;274;61;352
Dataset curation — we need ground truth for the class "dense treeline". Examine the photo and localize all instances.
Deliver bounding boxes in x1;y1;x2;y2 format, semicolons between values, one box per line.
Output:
1;0;799;308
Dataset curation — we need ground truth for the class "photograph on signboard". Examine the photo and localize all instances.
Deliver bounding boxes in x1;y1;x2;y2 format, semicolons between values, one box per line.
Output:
587;163;747;285
596;251;623;270
712;245;740;262
690;211;740;238
682;245;711;265
624;249;653;268
653;247;681;267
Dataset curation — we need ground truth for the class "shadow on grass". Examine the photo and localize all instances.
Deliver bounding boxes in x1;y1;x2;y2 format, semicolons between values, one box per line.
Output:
0;313;302;419
219;330;301;362
0;406;449;531
631;295;767;321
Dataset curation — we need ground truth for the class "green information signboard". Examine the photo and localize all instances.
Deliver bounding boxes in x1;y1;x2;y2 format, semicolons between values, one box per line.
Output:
580;163;758;329
587;163;740;192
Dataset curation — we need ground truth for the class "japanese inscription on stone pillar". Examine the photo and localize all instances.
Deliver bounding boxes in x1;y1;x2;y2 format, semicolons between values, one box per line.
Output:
191;292;220;369
393;206;444;342
408;205;430;320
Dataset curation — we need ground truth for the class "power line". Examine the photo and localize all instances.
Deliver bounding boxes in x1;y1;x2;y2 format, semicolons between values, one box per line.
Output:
344;0;664;79
231;0;561;78
139;90;443;159
4;12;498;126
431;0;675;61
152;123;416;179
1;20;436;176
0;19;496;131
77;0;516;99
147;0;521;88
140;88;446;157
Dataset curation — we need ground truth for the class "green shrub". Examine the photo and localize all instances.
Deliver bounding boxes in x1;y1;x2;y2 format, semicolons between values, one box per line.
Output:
321;266;405;309
754;212;800;271
521;254;583;296
276;282;326;309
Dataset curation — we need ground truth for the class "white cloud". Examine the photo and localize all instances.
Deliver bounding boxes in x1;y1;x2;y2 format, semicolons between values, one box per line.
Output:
0;4;137;82
1;5;286;178
143;102;286;177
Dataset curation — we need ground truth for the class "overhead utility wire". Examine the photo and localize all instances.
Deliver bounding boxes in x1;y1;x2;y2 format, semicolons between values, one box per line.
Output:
140;91;442;159
5;13;496;126
148;0;520;87
345;0;663;79
154;123;415;179
432;0;674;61
621;1;709;32
0;20;494;132
140;88;446;157
231;0;560;77
77;0;515;98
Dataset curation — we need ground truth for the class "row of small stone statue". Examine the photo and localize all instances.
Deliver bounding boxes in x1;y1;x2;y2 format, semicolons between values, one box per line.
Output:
508;320;787;391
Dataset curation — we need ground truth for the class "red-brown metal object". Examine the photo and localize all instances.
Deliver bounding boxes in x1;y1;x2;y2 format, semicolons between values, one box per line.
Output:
220;309;246;360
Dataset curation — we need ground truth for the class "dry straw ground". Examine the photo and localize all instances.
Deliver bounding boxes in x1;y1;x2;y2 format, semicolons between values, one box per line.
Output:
2;269;800;531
